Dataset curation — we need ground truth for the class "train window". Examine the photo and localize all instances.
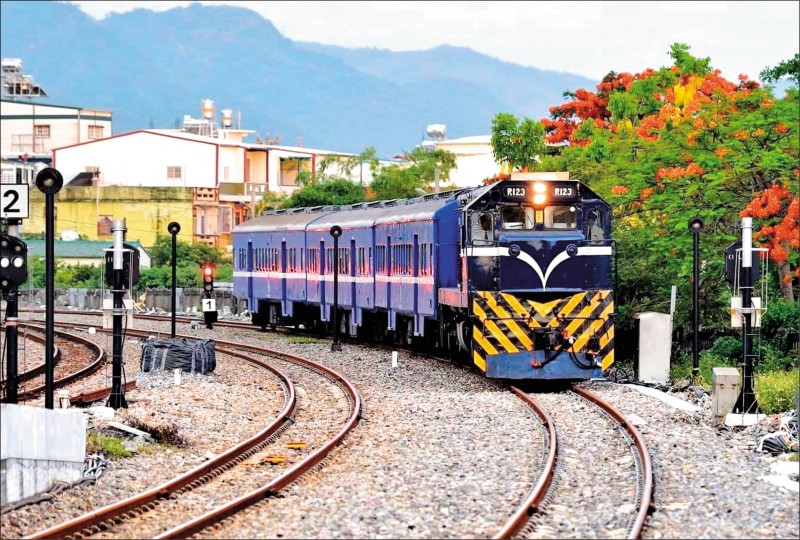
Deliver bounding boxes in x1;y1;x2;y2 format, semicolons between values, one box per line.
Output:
376;246;385;275
587;210;605;242
501;206;535;230
473;212;494;242
544;206;577;229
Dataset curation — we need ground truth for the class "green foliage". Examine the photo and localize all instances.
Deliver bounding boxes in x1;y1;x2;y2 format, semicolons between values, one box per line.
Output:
760;297;800;354
755;369;799;414
368;146;457;201
490;113;546;170
669;43;712;76
86;432;133;459
760;53;800;86
670;348;738;385
149;236;227;267
54;263;102;288
25;256;45;288
281;178;366;208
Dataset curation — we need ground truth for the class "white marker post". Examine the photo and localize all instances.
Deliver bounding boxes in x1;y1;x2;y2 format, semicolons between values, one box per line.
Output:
392;351;398;368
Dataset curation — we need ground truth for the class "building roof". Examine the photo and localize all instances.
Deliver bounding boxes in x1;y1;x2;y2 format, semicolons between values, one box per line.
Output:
24;239;149;260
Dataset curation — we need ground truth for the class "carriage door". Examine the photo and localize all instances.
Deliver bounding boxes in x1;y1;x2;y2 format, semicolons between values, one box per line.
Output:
281;240;287;315
350;238;357;313
413;233;419;316
247;240;254;306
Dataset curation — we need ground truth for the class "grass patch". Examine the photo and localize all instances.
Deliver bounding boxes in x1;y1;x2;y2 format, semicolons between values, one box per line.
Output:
86;432;132;459
286;335;326;345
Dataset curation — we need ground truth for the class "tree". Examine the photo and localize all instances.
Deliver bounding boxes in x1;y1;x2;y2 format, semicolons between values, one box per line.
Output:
491;113;547;170
281;178;366;208
495;44;799;307
528;43;798;322
368;146;457;200
760;53;800;87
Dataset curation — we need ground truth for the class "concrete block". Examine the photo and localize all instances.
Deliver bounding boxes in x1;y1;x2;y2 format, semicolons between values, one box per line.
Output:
1;404;86;504
634;312;672;383
713;367;741;423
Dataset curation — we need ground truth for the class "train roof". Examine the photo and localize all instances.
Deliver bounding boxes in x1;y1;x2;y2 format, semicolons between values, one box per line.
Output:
309;192;460;231
234;189;465;234
233;206;337;232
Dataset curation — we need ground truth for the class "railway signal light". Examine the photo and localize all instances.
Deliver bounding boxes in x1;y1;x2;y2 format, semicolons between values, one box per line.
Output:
202;263;215;295
0;233;28;291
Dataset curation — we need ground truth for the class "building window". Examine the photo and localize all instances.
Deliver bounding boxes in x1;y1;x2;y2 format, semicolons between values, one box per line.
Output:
88;125;104;139
34;125;50;138
280;158;310;186
219;206;232;233
167;166;182;180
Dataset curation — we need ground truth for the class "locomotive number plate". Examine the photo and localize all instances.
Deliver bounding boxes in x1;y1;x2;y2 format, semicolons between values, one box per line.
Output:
552;185;576;198
503;186;527;199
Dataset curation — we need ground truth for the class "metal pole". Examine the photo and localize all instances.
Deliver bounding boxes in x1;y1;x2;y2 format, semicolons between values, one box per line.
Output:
734;217;760;413
107;220;127;409
330;225;342;351
688;217;704;380
3;220;21;404
692;231;700;378
35;168;63;410
4;288;19;403
168;222;181;339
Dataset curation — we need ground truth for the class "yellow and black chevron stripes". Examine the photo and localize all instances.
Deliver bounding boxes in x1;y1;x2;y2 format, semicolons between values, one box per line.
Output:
471;290;615;371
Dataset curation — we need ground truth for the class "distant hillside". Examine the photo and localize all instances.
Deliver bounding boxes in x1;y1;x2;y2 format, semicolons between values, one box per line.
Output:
0;1;596;158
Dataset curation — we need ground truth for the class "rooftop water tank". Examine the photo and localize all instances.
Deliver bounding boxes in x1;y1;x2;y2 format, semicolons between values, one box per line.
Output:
201;99;215;120
221;109;233;128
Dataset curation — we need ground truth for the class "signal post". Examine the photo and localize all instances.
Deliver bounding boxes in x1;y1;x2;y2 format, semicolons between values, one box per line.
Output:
202;262;217;329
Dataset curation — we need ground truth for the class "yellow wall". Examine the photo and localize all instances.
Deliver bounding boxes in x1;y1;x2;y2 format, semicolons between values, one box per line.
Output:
26;187;193;249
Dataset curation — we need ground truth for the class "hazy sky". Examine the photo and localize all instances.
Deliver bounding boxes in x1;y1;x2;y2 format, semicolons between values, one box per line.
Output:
70;1;799;83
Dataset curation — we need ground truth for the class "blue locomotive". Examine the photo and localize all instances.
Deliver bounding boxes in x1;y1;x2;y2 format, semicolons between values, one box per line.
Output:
232;172;615;380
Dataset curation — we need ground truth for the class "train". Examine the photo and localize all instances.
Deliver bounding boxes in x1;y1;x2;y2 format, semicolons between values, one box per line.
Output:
232;171;615;380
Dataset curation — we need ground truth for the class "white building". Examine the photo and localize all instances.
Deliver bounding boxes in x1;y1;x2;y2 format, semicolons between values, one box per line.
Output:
52;129;379;198
432;135;504;188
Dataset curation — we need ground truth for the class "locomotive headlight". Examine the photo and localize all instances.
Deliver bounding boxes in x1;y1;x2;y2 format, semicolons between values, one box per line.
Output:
532;182;547;205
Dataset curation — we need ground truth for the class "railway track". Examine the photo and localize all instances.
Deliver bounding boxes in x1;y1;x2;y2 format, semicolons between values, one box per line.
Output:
507;384;654;539
15;308;654;538
1;323;104;402
24;325;363;539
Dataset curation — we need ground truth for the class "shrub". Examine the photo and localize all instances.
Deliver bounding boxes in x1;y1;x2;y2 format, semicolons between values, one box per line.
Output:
755;369;799;414
671;348;738;388
86;432;132;459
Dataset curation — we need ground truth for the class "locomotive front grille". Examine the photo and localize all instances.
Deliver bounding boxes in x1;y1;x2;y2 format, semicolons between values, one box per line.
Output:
471;290;615;373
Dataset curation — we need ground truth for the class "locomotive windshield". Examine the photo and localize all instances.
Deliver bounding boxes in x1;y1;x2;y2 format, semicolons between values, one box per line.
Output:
500;204;577;230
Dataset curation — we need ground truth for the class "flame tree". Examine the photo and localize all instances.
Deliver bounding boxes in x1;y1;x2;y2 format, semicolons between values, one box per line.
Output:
518;44;798;320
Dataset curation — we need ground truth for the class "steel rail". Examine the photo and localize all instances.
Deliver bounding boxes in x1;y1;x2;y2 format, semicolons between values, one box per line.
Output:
0;326;55;386
493;386;558;539
14;323;100;401
154;341;364;539
25;339;297;540
572;384;655;539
